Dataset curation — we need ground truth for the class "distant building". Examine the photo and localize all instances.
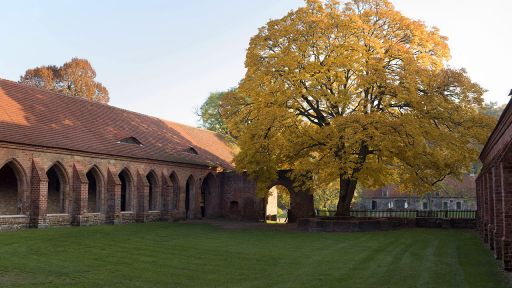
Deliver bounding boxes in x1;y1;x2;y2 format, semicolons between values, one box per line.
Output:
356;174;476;211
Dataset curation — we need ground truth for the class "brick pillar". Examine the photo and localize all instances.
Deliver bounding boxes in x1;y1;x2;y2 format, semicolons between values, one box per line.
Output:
136;170;149;222
191;177;200;219
483;172;490;243
161;174;171;221
174;178;186;220
106;168;121;224
501;160;512;270
476;176;482;235
72;164;88;226
488;171;495;250
494;165;504;259
30;160;48;228
289;189;315;223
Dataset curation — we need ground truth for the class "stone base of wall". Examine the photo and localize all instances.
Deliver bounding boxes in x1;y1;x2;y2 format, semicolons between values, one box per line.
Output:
0;210;190;232
415;218;476;229
147;211;161;222
0;215;29;231
298;217;476;232
120;212;136;224
168;211;186;221
72;213;105;226
47;214;71;227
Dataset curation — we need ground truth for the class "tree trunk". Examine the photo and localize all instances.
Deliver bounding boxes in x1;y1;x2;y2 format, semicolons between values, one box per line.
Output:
335;175;357;217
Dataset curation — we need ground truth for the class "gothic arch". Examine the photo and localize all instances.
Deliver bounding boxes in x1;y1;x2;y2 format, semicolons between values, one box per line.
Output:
169;172;180;211
201;173;219;218
86;165;104;213
146;170;160;211
119;168;134;212
46;161;70;214
0;159;28;215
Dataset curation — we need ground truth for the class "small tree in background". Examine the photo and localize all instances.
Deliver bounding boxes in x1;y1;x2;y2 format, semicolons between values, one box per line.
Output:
20;58;109;103
197;90;231;135
480;101;507;120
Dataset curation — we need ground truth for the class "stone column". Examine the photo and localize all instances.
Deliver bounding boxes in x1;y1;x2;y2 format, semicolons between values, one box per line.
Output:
289;190;315;223
72;164;88;226
488;170;495;250
136;170;149;222
476;176;482;235
501;160;512;270
483;172;490;243
29;160;48;228
193;177;201;219
160;174;171;221
494;165;504;259
106;168;121;224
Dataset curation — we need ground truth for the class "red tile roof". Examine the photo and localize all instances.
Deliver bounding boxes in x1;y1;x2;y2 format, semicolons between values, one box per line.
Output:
0;78;235;169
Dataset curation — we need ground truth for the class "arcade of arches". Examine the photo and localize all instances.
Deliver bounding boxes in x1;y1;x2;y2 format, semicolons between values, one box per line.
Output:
0;152;316;230
0;79;315;231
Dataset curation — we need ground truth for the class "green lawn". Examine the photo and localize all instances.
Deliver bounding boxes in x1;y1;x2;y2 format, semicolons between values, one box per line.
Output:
0;223;507;288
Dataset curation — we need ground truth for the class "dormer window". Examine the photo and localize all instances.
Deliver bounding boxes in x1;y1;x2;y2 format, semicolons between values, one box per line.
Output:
185;147;198;155
118;137;143;146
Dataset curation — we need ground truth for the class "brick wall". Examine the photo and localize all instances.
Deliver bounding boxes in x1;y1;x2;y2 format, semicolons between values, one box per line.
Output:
0;142;255;229
478;155;512;271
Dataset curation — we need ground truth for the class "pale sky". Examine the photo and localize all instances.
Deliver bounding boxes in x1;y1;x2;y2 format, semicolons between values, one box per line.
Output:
1;0;510;126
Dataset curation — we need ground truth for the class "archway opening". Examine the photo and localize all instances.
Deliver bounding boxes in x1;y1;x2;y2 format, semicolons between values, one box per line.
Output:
266;185;290;223
169;173;179;211
0;162;21;215
185;176;194;219
119;169;132;212
46;165;66;214
86;169;101;213
200;174;218;218
147;172;158;211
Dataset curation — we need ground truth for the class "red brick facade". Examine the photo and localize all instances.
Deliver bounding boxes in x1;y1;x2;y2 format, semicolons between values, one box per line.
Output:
478;96;512;270
0;142;273;230
0;79;317;230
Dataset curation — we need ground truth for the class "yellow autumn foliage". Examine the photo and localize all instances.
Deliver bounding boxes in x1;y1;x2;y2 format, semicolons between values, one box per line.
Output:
222;0;495;215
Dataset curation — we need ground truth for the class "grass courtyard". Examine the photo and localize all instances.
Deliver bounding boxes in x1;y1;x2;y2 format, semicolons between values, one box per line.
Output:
0;222;507;288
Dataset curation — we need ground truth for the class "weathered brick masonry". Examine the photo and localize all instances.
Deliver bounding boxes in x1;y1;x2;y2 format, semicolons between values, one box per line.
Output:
478;92;512;270
0;79;271;230
0;143;265;229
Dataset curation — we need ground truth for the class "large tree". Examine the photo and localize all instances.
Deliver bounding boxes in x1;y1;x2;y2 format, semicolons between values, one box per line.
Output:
222;0;495;216
20;58;109;103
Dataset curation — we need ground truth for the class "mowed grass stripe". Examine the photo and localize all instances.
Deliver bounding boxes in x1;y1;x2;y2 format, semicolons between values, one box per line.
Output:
0;223;507;288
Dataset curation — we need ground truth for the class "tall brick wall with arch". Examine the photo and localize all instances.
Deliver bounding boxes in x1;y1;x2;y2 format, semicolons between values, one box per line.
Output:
0;153;317;230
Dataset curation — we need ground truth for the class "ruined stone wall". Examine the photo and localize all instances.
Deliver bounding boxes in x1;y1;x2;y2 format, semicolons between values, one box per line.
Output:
219;172;261;220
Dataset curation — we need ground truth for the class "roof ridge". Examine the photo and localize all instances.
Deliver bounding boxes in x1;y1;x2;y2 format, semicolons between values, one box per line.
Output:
0;77;218;135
